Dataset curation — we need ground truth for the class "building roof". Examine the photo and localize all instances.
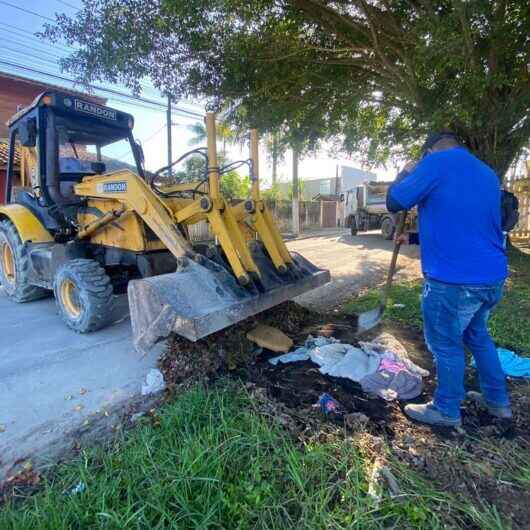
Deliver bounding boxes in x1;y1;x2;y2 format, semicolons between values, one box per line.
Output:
0;72;106;105
0;140;20;168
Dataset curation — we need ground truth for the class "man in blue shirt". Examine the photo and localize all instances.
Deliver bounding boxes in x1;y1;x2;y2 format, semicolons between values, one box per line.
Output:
387;132;511;427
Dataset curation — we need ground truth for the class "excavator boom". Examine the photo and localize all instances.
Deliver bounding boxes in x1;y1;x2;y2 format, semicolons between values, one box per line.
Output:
74;113;330;353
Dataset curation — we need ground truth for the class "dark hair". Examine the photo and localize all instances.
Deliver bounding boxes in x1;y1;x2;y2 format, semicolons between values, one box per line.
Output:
421;132;459;155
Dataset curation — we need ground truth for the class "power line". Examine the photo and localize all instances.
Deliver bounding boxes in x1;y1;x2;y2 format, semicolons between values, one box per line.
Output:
0;28;201;111
56;0;79;10
115;124;167;161
0;1;55;22
0;60;204;119
0;20;202;111
0;21;76;54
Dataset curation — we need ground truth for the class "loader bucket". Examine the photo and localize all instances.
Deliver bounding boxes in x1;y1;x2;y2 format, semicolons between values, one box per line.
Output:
128;246;330;355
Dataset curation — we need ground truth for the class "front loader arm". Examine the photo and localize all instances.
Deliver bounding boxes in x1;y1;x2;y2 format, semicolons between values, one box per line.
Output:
74;170;192;258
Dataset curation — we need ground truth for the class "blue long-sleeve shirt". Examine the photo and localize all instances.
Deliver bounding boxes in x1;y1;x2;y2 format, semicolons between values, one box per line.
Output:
387;147;507;285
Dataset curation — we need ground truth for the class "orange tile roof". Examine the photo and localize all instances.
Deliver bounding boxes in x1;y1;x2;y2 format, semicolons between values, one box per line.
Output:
0;140;20;168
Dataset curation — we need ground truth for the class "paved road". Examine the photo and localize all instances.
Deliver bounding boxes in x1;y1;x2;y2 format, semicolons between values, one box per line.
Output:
0;293;162;482
289;229;422;310
0;229;420;482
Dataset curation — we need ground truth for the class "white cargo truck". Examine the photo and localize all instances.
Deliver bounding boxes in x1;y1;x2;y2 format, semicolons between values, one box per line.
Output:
341;181;397;239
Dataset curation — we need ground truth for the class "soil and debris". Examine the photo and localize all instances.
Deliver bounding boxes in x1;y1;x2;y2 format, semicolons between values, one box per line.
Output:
160;301;530;527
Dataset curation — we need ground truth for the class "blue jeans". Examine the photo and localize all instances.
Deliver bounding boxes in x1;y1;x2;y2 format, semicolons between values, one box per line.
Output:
421;278;510;419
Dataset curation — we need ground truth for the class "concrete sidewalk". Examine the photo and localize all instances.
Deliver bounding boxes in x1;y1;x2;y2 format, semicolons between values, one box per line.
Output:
0;291;162;483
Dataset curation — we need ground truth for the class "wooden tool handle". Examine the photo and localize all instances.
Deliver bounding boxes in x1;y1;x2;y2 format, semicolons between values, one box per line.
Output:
381;211;408;307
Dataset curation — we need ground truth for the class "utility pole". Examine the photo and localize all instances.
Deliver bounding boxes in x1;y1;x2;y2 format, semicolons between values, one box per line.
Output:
167;96;173;177
272;133;278;186
292;148;300;236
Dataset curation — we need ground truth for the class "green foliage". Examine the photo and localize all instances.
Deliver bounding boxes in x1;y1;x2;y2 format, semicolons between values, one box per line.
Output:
287;179;305;200
187;122;207;147
221;170;250;199
42;1;530;175
172;154;208;183
172;153;250;199
262;183;282;201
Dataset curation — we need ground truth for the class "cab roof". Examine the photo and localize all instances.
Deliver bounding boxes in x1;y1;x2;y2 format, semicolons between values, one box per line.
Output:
8;91;134;131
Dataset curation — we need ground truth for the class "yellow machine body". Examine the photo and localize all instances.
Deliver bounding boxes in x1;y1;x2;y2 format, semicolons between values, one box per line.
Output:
0;204;53;243
1;95;329;351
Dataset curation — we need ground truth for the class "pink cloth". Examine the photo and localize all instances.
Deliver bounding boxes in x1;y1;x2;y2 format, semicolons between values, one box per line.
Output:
379;358;407;374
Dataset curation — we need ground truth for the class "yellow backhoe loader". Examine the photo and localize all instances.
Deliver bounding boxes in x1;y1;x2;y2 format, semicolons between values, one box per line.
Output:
0;91;329;353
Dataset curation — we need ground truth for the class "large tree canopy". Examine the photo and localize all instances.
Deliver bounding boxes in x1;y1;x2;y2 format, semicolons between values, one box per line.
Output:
44;0;530;176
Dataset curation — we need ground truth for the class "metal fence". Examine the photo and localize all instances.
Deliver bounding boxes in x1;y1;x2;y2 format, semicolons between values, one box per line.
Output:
187;199;330;242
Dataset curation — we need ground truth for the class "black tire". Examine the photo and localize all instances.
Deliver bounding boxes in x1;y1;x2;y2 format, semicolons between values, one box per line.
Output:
53;259;113;333
350;217;358;236
0;219;49;302
381;217;395;240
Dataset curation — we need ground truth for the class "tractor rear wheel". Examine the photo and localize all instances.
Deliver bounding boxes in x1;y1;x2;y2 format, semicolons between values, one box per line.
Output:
54;259;113;333
0;219;49;302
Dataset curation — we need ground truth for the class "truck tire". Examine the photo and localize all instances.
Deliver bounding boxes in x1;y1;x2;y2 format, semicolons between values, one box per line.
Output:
350;217;358;236
381;217;395;240
0;219;49;302
53;259;113;333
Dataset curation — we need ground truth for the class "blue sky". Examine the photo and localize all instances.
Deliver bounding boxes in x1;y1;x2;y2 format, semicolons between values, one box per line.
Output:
0;0;395;183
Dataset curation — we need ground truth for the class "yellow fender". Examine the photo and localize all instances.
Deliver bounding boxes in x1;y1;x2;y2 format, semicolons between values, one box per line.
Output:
0;204;53;243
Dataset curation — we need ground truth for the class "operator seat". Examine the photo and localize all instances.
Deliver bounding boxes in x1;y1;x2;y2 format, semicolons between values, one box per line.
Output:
59;158;106;197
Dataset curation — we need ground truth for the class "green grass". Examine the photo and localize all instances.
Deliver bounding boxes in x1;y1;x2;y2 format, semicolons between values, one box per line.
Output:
344;247;530;354
0;383;502;529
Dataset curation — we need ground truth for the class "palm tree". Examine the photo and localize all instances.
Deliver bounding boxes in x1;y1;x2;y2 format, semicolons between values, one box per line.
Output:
187;122;207;147
187;121;236;158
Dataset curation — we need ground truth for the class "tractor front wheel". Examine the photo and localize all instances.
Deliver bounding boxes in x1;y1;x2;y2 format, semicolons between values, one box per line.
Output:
0;219;49;302
54;259;113;333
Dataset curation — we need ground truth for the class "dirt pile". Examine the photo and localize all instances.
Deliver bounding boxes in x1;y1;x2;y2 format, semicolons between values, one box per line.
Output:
160;301;530;528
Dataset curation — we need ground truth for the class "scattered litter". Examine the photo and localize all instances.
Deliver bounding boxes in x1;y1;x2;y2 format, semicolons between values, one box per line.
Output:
67;481;86;496
471;348;530;378
268;333;427;400
307;335;340;348
79;388;88;395
64;395;73;401
367;461;401;503
74;405;84;412
0;424;6;433
344;412;369;429
317;345;381;382
314;393;344;415
141;369;166;395
359;333;430;377
392;303;406;308
131;412;145;422
310;343;350;367
360;369;423;401
268;348;310;365
247;324;293;353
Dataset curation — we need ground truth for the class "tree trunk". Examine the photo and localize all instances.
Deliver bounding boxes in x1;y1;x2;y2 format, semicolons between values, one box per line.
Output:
461;129;524;182
292;148;300;236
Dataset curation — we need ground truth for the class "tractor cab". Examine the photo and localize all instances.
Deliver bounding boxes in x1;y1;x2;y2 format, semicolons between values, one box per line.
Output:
5;91;144;234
